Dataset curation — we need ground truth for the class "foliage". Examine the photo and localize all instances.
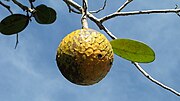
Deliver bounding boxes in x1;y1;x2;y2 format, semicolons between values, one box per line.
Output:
0;0;155;63
0;0;179;96
110;39;155;63
0;1;57;35
34;4;56;24
0;14;29;35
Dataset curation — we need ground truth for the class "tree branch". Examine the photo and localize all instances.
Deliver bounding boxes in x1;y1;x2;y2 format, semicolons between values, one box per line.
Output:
63;0;180;96
63;0;82;12
100;8;180;23
90;0;107;13
64;0;101;29
64;0;81;14
0;1;13;14
97;24;117;40
132;62;180;96
12;0;35;13
116;0;133;12
81;0;88;28
28;0;35;9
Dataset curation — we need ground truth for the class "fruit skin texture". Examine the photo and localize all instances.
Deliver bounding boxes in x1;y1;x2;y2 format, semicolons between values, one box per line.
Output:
56;28;114;86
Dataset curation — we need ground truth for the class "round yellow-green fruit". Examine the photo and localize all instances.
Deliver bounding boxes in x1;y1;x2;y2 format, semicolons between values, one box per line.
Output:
56;28;114;85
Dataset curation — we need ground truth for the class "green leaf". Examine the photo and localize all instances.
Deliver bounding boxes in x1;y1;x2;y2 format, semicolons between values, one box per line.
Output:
47;7;57;23
0;14;29;35
110;39;155;63
34;4;57;24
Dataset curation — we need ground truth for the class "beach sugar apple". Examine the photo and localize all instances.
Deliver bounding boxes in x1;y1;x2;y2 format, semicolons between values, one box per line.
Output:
56;28;114;85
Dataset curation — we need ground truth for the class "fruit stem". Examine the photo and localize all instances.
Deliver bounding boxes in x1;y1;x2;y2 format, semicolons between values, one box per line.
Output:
81;0;88;29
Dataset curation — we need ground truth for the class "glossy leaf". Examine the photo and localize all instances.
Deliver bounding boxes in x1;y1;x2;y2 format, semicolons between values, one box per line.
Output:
0;14;29;35
110;39;155;63
34;4;57;24
47;7;57;23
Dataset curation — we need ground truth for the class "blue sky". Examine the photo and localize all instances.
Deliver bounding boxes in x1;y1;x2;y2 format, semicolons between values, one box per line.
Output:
0;0;180;101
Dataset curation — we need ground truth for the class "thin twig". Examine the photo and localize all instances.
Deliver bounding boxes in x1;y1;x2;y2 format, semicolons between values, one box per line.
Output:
28;0;35;8
14;33;19;49
175;5;180;17
63;0;180;96
90;0;107;13
99;24;117;40
63;0;102;27
82;0;88;16
132;62;180;96
63;0;82;12
176;13;180;17
100;8;180;23
12;0;34;12
64;0;81;14
116;0;132;12
0;1;13;14
70;9;81;14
